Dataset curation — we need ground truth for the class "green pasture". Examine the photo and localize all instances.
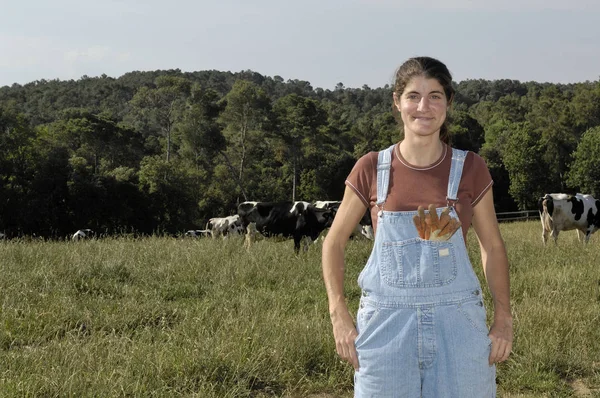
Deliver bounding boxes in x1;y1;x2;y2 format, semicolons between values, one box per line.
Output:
1;221;599;397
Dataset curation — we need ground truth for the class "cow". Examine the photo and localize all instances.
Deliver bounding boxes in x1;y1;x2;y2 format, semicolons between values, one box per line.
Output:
185;229;212;238
538;193;600;244
359;212;374;240
238;201;335;253
72;229;94;241
313;201;341;210
205;215;244;238
313;200;374;240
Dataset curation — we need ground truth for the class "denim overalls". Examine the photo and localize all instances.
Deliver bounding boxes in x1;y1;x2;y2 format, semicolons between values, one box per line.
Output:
354;145;496;398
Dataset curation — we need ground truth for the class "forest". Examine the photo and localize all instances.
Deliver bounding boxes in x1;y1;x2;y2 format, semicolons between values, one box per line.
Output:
1;69;599;238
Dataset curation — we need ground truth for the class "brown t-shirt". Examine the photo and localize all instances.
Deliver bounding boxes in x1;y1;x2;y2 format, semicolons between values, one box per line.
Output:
345;142;493;241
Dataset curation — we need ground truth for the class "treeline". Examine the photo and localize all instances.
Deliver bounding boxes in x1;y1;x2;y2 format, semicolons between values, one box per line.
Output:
1;69;599;238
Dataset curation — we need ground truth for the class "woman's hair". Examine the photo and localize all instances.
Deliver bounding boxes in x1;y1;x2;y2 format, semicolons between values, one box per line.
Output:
392;56;455;144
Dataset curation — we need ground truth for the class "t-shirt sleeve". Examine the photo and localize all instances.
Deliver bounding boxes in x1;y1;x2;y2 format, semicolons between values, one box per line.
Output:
468;152;493;207
345;152;376;208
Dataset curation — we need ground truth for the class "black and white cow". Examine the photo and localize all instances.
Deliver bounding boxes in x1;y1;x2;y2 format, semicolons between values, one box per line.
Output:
538;193;600;244
238;201;335;253
313;200;374;240
313;201;342;211
72;229;94;241
185;229;212;238
205;215;244;238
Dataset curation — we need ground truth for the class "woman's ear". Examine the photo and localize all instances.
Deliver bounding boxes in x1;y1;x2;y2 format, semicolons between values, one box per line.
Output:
393;92;401;110
447;93;454;107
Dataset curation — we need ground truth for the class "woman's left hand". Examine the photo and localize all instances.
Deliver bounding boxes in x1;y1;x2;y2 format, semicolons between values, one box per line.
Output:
488;314;513;365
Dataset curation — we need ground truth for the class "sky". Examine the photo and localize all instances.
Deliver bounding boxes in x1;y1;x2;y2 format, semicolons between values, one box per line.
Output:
1;0;599;90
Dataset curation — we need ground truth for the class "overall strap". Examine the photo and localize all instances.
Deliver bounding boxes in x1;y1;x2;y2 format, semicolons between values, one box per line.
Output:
446;148;468;205
376;144;396;206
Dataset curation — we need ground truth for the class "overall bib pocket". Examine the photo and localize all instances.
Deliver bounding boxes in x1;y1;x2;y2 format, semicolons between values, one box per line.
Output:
381;238;457;288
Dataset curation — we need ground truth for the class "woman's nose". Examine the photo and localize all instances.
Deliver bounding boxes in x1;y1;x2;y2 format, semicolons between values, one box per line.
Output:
417;97;429;112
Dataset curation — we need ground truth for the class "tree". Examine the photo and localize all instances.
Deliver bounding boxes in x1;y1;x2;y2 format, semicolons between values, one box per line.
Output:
0;108;37;235
219;80;272;202
448;110;485;152
273;94;328;200
501;122;552;209
27;143;72;237
129;76;191;162
45;109;143;173
138;155;205;232
570;82;600;134
177;85;225;169
479;120;519;211
349;111;397;158
566;126;600;196
525;86;578;191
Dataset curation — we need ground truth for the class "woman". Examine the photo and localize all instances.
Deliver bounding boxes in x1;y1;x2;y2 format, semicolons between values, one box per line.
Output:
322;56;512;397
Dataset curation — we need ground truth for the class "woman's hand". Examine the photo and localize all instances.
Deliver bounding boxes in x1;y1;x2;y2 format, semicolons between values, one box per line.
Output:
488;313;513;365
330;308;359;370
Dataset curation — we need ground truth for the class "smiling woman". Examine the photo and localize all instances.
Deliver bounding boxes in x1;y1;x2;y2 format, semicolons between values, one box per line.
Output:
322;56;513;398
391;57;455;148
395;76;448;143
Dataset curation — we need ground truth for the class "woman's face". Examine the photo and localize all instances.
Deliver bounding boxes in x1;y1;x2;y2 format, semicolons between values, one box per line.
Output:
394;76;448;139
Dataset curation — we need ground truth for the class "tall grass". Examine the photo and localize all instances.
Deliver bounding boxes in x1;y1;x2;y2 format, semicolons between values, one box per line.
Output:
0;222;599;397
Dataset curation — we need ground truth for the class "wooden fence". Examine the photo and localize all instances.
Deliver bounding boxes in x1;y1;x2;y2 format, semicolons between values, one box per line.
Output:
496;210;539;223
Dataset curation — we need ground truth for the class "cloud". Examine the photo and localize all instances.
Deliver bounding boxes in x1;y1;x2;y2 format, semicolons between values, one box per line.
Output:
64;46;111;62
61;46;132;79
0;35;130;68
0;35;56;68
0;34;133;85
356;0;599;11
63;46;130;63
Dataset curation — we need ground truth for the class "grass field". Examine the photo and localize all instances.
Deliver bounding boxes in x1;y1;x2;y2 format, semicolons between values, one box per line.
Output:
1;220;599;397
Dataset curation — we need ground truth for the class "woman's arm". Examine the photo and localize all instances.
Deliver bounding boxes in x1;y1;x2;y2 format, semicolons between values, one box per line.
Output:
471;189;513;365
322;186;368;370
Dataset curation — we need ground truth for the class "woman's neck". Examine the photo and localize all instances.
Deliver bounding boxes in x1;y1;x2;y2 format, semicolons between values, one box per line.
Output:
398;138;444;167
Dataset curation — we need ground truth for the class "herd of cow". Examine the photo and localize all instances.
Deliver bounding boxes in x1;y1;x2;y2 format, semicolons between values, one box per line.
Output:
4;193;596;249
184;200;373;253
188;192;600;250
182;193;600;250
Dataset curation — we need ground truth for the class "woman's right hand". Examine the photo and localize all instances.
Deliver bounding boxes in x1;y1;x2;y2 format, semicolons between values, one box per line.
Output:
322;186;367;372
331;308;359;370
